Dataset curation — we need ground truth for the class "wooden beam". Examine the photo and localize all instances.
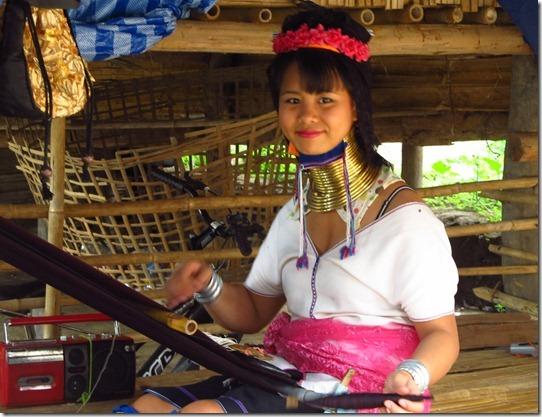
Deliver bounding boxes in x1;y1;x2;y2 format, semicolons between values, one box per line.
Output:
481;190;538;206
445;218;538;238
488;244;538;262
473;286;538;317
458;265;537;276
152;22;531;55
456;312;538;349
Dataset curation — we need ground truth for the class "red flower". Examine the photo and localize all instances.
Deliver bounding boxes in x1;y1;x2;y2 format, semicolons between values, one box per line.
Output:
272;23;371;62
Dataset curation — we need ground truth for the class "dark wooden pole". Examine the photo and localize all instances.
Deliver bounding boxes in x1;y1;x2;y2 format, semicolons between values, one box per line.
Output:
502;56;539;302
401;141;424;188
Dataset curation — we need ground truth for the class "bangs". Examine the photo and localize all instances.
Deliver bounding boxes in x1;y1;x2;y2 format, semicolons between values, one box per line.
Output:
292;49;348;93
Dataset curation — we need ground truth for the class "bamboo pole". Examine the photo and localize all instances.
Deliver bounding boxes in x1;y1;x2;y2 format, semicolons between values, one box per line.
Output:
0;177;536;220
152;22;531;56
480;190;538;206
217;0;293;7
473;286;538;317
416;177;538;198
446;218;538;238
488;244;538;262
374;4;424;23
350;8;376;26
43;117;66;339
215;7;273;23
145;309;198;335
458;265;537;276
463;6;498;25
192;4;221;20
424;6;463;24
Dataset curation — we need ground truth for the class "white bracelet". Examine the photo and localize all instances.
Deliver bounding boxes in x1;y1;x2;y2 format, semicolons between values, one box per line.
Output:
194;270;223;304
396;359;430;393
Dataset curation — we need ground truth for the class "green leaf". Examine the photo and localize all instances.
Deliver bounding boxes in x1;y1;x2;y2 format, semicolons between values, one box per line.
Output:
481;157;502;174
431;160;451;174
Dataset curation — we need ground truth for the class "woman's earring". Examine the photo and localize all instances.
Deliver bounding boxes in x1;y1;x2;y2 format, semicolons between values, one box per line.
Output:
287;141;300;156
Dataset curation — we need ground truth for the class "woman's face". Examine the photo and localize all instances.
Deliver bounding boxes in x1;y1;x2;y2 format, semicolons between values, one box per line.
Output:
278;63;357;156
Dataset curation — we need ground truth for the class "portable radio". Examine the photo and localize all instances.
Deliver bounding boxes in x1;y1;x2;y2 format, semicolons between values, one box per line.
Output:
0;313;135;407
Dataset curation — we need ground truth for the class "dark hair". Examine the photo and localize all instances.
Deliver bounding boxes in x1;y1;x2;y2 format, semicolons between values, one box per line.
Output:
267;1;389;169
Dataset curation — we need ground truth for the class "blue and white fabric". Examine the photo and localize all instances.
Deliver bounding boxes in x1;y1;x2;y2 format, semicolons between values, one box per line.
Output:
65;0;216;61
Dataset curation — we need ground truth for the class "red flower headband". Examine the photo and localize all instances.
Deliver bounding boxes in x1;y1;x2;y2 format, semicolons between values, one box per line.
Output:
272;23;371;63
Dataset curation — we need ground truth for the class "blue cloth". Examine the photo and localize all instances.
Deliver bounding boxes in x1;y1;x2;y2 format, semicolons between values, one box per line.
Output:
66;0;216;61
497;0;538;54
112;404;139;413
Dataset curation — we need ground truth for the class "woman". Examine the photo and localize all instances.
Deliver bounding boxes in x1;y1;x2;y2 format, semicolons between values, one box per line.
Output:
122;2;459;413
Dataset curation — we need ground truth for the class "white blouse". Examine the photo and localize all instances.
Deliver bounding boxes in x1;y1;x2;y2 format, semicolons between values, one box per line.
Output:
244;198;458;326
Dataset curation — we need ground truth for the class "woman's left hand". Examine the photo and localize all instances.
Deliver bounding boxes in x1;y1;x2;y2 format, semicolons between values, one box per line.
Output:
381;370;425;413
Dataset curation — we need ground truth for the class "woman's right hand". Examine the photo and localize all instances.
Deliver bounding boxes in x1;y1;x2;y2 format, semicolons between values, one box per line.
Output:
165;260;213;309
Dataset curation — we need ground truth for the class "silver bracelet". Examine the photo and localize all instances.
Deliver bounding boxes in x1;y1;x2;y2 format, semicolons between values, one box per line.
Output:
396;359;430;393
194;269;223;304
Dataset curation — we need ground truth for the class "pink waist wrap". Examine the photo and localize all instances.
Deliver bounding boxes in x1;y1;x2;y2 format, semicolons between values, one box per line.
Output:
263;312;431;413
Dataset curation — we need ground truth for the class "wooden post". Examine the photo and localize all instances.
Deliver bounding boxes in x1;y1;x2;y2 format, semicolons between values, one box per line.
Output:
43;117;66;339
502;56;539;302
401;141;423;188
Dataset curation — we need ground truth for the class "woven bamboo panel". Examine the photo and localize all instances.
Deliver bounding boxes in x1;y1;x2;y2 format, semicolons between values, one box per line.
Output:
71;64;271;123
8;112;297;290
66;64;272;158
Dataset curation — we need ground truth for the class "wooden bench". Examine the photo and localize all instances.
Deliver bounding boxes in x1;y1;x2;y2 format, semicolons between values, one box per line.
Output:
2;347;537;413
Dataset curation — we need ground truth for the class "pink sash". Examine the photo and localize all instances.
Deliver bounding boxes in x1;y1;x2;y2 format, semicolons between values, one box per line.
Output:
263;312;431;413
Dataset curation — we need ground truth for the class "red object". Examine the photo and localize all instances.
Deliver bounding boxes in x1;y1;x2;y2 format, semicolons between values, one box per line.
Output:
272;23;371;63
0;313;118;407
7;313;112;327
0;338;66;407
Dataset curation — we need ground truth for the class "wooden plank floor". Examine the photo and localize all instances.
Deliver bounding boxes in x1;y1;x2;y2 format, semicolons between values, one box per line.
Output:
2;347;537;414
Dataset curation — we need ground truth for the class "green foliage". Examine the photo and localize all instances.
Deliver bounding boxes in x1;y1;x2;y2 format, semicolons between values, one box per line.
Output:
423;140;506;222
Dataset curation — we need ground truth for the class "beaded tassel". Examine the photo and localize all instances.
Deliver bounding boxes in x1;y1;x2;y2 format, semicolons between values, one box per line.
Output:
340;148;356;259
295;165;309;269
